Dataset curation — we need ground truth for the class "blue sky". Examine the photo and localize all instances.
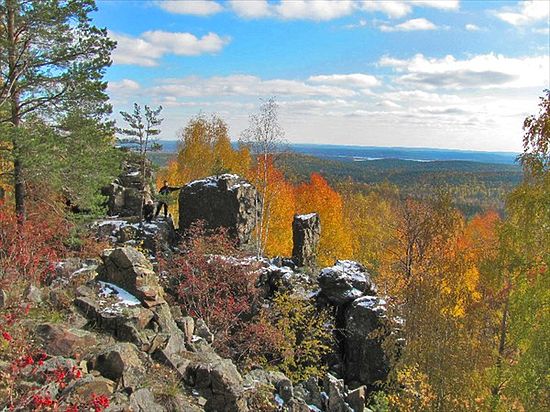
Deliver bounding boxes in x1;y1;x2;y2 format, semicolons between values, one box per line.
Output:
94;1;550;151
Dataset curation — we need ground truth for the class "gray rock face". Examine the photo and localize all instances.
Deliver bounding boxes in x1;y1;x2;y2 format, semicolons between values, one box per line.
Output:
102;158;153;218
93;343;146;392
97;246;165;307
319;260;377;306
344;296;389;387
323;373;353;412
129;388;166;412
292;213;321;267
179;174;260;245
187;358;248;412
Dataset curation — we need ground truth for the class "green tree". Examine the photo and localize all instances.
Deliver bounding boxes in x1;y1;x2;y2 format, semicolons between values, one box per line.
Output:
117;103;164;220
0;0;114;219
489;90;550;411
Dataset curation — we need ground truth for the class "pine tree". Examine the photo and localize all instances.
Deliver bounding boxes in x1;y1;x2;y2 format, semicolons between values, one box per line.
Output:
0;0;114;219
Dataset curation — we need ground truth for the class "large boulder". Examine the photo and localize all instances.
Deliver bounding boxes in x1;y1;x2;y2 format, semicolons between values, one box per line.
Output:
344;296;389;387
97;246;165;307
179;174;260;245
92;343;147;392
292;213;321;267
187;358;248;412
319;261;377;306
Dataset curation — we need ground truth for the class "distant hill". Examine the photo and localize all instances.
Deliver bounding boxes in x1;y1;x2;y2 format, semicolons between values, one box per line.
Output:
150;141;522;217
155;140;519;165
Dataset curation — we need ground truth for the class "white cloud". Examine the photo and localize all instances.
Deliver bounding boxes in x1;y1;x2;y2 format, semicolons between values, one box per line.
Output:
229;0;460;21
359;1;411;18
382;90;463;104
496;0;550;26
308;73;380;89
230;0;355;21
360;0;459;18
411;1;459;11
380;53;550;90
379;18;438;32
150;74;358;98
229;0;272;18
110;30;230;66
156;0;223;16
108;79;141;92
465;23;480;31
533;27;550;35
275;0;355;21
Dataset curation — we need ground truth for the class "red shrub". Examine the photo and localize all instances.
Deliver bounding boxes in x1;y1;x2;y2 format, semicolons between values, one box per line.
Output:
160;223;283;362
0;200;69;289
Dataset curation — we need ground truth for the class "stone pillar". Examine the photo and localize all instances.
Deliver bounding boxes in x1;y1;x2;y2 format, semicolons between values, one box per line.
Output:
292;213;321;267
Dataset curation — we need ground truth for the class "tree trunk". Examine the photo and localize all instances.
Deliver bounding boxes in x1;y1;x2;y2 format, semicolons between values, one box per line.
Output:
7;0;25;220
490;289;510;410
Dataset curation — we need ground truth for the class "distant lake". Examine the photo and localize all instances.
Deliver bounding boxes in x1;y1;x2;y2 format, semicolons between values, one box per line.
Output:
157;140;519;166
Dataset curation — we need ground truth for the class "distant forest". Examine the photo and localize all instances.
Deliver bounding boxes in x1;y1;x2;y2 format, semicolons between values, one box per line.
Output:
150;149;522;218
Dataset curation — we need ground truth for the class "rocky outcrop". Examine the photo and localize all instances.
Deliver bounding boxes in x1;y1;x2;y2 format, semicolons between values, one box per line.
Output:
97;246;165;307
178;174;260;245
102;158;153;217
344;296;389;387
93;217;177;255
292;213;321;267
318;260;377;306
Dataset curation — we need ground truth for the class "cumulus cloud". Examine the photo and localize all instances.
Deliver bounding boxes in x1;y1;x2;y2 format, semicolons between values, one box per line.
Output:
308;73;380;89
465;23;480;31
275;0;355;21
496;0;550;26
149;74;359;98
229;0;355;21
228;0;459;20
411;1;459;11
379;18;438;32
108;79;141;92
229;0;272;18
156;0;223;16
110;30;230;66
380;53;549;90
359;1;411;18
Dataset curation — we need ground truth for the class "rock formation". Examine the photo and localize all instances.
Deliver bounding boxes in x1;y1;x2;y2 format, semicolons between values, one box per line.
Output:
292;213;321;267
344;296;389;387
102;157;153;217
318;260;389;389
318;260;377;306
178;174;260;245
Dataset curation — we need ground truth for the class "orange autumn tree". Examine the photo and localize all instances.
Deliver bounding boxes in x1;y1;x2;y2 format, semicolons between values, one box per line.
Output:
247;156;295;257
294;173;352;266
380;196;497;410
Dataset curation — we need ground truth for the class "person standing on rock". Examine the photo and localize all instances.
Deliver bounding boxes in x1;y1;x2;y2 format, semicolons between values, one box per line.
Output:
155;180;180;218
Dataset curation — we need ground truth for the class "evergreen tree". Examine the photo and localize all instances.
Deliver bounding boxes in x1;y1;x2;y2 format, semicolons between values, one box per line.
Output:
0;0;115;219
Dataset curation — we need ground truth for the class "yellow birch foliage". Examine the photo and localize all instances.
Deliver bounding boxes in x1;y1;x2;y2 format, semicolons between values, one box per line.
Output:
382;197;495;411
157;114;251;222
247;156;295;257
340;183;397;270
